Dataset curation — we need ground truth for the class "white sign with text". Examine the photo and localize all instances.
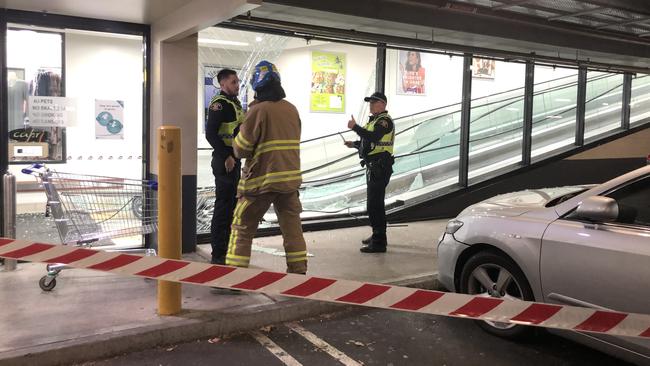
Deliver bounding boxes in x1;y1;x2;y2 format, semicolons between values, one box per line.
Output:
28;96;77;127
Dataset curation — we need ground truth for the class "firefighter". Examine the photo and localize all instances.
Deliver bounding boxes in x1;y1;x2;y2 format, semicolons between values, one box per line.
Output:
226;60;307;274
344;92;395;253
205;69;243;265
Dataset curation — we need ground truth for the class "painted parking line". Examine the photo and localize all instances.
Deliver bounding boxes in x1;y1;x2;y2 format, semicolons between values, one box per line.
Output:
250;331;303;366
286;322;363;366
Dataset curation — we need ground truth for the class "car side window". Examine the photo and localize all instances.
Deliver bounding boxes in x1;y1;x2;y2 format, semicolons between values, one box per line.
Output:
606;176;650;227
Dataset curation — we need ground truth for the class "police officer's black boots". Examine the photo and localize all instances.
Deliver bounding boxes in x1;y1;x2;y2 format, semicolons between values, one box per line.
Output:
360;233;387;253
361;235;372;245
211;256;226;265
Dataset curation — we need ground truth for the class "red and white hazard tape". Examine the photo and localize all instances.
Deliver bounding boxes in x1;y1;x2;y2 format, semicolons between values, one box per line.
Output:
1;238;649;339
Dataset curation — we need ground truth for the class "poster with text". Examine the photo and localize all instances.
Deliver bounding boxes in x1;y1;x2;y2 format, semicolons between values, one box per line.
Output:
310;51;346;113
397;50;426;95
95;100;124;139
29;96;77;127
472;57;496;79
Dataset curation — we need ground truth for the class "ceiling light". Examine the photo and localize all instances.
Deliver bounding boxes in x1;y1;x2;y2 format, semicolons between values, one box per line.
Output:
198;38;249;46
255;36;263;42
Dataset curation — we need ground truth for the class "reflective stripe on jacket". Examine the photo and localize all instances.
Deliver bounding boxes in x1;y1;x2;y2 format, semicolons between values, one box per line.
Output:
233;99;302;195
366;112;394;156
210;94;243;147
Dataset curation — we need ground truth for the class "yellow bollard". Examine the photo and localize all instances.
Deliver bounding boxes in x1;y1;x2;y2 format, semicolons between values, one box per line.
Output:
157;126;182;315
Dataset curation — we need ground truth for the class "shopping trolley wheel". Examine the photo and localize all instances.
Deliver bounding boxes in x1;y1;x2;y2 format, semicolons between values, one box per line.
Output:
39;276;57;291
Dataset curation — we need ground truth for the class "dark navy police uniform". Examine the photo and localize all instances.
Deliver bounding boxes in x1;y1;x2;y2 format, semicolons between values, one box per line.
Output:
205;91;243;264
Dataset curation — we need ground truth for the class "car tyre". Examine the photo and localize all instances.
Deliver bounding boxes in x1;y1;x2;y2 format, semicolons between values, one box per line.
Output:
459;250;536;339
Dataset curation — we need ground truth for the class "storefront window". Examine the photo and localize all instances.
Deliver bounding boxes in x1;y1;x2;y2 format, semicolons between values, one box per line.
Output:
384;49;463;198
7;28;65;163
584;71;624;141
196;27;377;232
468;57;526;182
531;65;579;161
6;23;146;249
630;73;650;127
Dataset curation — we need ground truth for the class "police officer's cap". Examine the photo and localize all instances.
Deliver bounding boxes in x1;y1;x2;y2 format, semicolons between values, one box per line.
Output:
364;92;387;104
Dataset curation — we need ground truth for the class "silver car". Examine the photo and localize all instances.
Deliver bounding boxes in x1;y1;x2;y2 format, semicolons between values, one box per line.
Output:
437;165;650;365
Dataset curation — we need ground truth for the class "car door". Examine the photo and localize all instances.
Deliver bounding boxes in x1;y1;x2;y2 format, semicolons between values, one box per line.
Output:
540;175;650;353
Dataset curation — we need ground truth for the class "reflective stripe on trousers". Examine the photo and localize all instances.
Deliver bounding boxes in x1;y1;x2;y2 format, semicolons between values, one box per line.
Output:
226;191;307;274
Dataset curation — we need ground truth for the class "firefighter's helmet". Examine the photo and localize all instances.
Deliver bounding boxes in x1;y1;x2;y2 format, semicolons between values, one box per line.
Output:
250;60;281;91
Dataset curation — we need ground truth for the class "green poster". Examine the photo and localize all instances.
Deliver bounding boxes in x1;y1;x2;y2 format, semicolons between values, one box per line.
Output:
310;51;346;113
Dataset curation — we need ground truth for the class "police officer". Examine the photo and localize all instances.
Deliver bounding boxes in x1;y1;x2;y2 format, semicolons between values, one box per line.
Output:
345;92;395;253
205;69;243;265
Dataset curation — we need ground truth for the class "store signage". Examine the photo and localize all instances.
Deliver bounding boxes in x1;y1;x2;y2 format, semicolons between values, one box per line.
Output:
28;96;76;127
9;128;49;142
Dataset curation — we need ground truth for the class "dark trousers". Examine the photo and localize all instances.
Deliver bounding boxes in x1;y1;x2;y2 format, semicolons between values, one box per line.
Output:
211;157;240;260
365;157;393;241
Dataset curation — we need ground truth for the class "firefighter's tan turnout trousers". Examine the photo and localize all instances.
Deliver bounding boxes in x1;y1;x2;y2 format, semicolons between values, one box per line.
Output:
226;191;307;274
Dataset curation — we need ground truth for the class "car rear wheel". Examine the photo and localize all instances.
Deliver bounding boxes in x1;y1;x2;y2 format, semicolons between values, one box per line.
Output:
459;251;536;339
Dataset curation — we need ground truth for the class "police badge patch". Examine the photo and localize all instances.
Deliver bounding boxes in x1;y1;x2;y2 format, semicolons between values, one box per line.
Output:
210;102;223;111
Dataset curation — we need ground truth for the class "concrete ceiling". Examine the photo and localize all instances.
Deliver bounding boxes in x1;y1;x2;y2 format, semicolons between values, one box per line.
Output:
0;0;192;24
3;0;650;71
236;1;650;71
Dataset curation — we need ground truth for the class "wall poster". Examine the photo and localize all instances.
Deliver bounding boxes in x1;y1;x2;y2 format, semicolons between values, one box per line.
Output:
95;99;124;139
310;51;346;113
397;50;426;95
472;57;496;79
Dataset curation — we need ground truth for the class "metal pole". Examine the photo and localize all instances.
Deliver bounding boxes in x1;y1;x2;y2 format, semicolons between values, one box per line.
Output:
459;54;472;187
522;61;534;166
375;43;386;94
157;126;182;315
575;67;587;147
3;171;17;271
621;73;632;130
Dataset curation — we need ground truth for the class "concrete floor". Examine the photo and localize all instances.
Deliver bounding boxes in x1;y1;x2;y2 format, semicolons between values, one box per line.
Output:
197;220;445;282
0;219;446;366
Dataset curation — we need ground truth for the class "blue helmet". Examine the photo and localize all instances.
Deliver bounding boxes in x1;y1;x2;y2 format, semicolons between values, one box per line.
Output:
250;60;281;91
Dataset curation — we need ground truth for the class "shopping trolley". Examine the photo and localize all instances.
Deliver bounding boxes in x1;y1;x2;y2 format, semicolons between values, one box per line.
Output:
22;164;158;291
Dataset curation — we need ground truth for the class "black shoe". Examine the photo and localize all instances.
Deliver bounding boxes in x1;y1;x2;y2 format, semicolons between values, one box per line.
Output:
360;245;386;253
361;235;372;245
370;234;387;247
211;256;225;265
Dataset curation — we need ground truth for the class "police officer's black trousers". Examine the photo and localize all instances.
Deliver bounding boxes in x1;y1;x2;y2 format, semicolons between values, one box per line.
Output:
211;159;240;262
366;158;393;241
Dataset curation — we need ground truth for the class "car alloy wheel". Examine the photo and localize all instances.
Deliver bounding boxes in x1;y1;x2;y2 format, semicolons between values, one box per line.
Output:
460;250;536;339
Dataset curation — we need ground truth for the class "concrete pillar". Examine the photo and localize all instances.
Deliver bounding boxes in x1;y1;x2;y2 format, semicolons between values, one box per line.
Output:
152;36;198;253
150;0;260;252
